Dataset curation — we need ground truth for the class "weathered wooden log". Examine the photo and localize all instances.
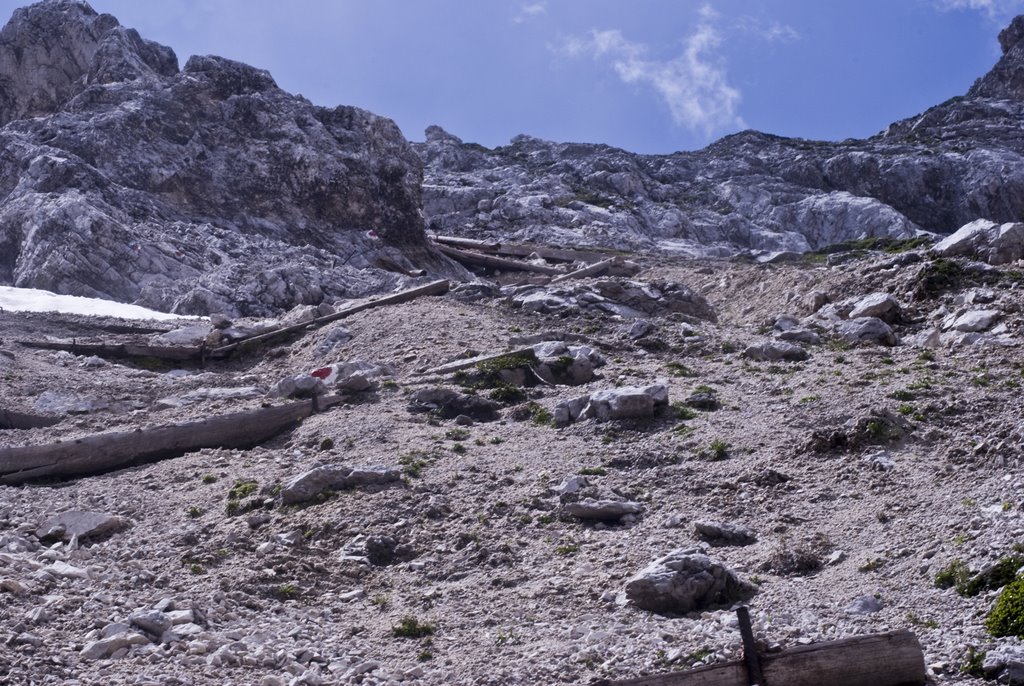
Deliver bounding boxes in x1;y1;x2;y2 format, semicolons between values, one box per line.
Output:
0;409;62;431
417;346;539;376
430;235;502;251
210;279;450;356
492;243;613;264
18;281;450;364
434;244;564;275
18;340;204;361
593;629;925;686
0;397;342;484
549;256;620;283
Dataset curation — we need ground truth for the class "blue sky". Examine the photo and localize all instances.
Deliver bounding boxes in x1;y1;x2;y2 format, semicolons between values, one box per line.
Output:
2;0;1022;153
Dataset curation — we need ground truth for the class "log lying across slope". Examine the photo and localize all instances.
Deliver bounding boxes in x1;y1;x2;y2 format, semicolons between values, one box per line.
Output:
0;397;341;485
16;280;451;364
594;629;925;686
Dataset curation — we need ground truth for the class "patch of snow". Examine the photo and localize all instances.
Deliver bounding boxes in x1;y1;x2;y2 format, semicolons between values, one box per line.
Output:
0;286;198;321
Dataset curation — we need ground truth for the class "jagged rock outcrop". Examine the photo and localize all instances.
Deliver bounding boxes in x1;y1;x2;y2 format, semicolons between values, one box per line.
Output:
0;0;461;315
415;16;1024;257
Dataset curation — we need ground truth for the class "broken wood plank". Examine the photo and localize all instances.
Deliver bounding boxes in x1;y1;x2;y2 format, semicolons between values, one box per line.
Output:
430;235;502;251
416;346;539;376
434;244;564;275
210;279;450;356
17;340;204;361
549;256;620;283
593;629;925;686
0;397;343;484
0;409;62;431
492;244;613;264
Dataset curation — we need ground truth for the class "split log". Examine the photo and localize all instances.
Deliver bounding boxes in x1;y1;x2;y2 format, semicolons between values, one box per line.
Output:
493;243;612;264
593;629;925;686
417;346;539;376
549;256;620;283
0;409;62;431
18;281;450;364
430;235;502;251
210;279;450;356
18;340;204;361
0;397;342;484
434;244;563;275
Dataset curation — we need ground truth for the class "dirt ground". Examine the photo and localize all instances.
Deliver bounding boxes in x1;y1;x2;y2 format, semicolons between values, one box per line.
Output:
0;251;1022;685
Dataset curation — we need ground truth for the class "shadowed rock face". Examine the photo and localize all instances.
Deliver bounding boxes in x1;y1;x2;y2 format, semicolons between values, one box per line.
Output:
415;15;1024;258
0;0;458;316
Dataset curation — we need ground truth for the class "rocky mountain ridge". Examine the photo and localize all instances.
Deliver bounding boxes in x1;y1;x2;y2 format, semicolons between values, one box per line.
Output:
415;16;1024;258
0;0;462;317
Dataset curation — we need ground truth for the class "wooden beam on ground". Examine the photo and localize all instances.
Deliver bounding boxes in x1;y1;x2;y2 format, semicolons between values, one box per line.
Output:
493;244;612;264
18;281;451;364
0;409;62;431
0;397;343;484
18;340;204;361
430;235;502;251
550;256;620;284
434;244;563;275
417;346;538;376
592;629;925;686
210;279;450;356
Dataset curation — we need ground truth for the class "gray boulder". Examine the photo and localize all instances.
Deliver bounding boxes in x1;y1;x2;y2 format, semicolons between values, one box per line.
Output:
564;499;644;521
407;387;500;421
742;341;808;362
583;384;668;421
933;219;1024;265
625;549;755;615
694;520;757;547
950;309;1001;332
36;511;131;542
835;317;898;346
280;465;400;505
81;631;149;660
848;293;901;323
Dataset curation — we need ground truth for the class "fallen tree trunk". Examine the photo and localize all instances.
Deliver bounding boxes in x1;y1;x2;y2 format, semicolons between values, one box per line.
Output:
0;409;62;431
417;346;538;376
430;235;502;251
0;397;342;484
434;244;563;275
550;256;620;284
210;279;450;356
593;629;925;686
18;340;205;361
18;281;451;364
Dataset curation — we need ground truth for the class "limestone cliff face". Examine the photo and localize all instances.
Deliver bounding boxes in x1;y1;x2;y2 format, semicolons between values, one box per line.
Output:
415;16;1024;257
0;0;457;316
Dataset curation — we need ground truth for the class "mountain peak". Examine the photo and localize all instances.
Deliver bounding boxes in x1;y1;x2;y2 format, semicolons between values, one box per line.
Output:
968;14;1024;99
0;0;177;126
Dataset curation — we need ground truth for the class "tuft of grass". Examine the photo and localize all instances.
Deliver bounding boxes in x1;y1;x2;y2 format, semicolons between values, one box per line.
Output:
556;543;579;556
276;583;299;599
526;402;552;426
392;616;436;639
185;506;203;519
445;428;470;441
578;466;607;476
934;559;970;592
201;474;217;484
986;577;1024;638
227;479;258;500
707;439;729;461
665;362;697;377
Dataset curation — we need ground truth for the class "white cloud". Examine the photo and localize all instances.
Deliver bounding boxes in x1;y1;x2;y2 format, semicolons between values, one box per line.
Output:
513;2;547;24
735;16;800;43
933;0;1024;18
560;5;745;137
